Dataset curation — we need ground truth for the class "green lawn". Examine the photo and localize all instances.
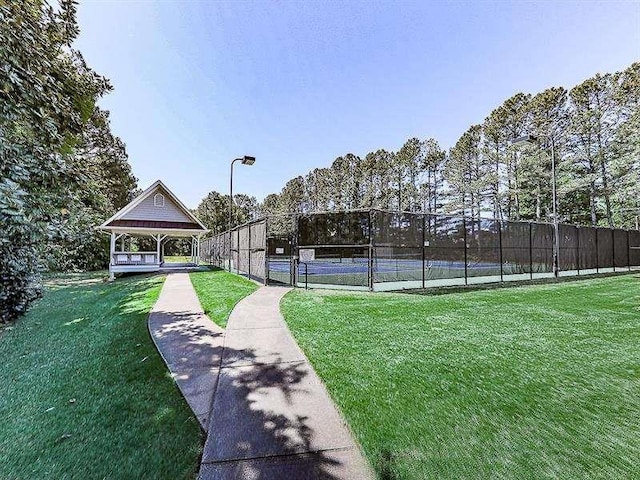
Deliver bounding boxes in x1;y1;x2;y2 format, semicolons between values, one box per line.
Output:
0;273;202;480
163;255;193;263
281;274;640;479
189;269;258;328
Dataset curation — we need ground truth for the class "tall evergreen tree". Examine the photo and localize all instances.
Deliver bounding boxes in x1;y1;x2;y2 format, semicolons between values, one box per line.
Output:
568;73;620;226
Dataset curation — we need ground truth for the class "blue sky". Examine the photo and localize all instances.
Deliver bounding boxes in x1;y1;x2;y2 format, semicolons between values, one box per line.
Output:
76;1;640;208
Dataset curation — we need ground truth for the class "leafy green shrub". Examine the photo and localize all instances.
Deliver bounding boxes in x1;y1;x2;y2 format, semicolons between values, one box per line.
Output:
0;1;134;321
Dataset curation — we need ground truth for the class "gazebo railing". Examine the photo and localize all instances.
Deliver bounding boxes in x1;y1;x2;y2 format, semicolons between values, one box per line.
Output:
112;252;159;265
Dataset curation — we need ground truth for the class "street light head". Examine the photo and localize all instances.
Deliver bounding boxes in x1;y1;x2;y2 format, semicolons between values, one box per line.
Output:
512;134;538;146
241;155;256;165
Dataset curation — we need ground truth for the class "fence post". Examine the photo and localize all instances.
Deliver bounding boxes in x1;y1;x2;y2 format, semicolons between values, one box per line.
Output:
368;209;374;291
463;217;468;286
529;222;533;281
612;229;615;273
595;228;599;273
422;214;426;290
576;226;580;276
264;217;269;285
368;245;373;291
248;223;252;280
303;263;309;290
628;230;631;271
293;214;299;286
498;220;503;282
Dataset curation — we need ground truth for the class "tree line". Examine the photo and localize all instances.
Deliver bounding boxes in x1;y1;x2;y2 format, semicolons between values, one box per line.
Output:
1;1;137;322
201;62;636;233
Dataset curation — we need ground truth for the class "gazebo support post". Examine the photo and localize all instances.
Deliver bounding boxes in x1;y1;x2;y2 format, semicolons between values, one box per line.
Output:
109;233;125;281
109;232;116;281
153;234;167;266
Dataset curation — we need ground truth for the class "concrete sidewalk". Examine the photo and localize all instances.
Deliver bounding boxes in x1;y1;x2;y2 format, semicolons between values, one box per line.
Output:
199;287;374;480
148;273;223;430
148;273;374;479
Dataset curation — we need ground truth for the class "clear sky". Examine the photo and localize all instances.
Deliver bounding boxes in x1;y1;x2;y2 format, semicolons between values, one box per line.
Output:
75;0;640;208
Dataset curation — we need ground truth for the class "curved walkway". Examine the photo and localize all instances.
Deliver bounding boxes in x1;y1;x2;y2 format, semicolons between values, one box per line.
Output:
149;273;374;480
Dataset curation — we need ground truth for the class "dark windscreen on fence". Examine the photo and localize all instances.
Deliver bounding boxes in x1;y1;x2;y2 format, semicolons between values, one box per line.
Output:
238;226;250;275
297;212;370;287
371;211;423;285
299;211;370;246
249;221;267;282
371;211;422;247
465;218;501;279
500;221;531;275
629;230;640;268
578;227;598;270
559;224;579;272
597;228;614;269
531;223;554;274
199;219;267;282
424;215;466;281
202;208;638;290
613;229;629;269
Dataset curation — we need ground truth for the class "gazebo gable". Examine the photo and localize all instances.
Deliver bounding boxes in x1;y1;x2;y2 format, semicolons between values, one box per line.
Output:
100;180;207;231
121;186;192;223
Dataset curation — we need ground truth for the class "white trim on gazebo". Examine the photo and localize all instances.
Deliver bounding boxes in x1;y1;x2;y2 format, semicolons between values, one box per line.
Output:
97;180;208;280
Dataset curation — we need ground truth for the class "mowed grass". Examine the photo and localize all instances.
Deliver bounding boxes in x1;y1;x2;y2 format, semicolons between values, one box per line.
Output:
189;268;258;328
281;274;640;479
163;255;193;263
0;273;202;480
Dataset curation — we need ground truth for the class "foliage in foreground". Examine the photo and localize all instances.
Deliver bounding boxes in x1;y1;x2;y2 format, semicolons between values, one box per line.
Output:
0;1;136;323
189;268;258;328
282;275;640;479
0;273;202;479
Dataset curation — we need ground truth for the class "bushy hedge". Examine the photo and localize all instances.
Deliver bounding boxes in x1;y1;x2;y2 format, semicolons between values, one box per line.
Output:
0;182;42;320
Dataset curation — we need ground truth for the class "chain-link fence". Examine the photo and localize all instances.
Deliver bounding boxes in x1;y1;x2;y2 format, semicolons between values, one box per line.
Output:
201;210;640;290
200;218;267;283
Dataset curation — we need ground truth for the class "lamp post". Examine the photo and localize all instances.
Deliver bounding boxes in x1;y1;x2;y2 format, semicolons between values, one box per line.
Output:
229;155;256;270
512;134;559;278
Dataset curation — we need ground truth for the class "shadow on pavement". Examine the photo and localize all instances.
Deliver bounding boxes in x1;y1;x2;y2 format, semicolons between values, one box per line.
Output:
149;307;350;479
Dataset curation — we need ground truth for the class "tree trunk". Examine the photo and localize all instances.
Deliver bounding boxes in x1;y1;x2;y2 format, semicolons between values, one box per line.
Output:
590;181;597;226
599;154;613;227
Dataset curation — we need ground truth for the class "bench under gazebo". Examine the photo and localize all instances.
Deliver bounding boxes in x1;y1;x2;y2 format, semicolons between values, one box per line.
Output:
97;180;208;280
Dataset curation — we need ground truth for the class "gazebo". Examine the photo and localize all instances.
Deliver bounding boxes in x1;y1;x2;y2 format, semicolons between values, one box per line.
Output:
97;180;208;280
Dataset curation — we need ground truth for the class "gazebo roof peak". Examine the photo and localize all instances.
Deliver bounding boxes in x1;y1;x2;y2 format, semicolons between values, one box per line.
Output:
97;180;208;235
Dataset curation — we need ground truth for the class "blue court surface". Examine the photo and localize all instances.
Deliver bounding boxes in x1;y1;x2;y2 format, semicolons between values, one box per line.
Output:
268;258;503;276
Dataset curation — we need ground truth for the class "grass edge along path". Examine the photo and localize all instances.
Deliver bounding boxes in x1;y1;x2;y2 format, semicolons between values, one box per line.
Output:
0;272;202;480
189;268;259;328
281;275;640;480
